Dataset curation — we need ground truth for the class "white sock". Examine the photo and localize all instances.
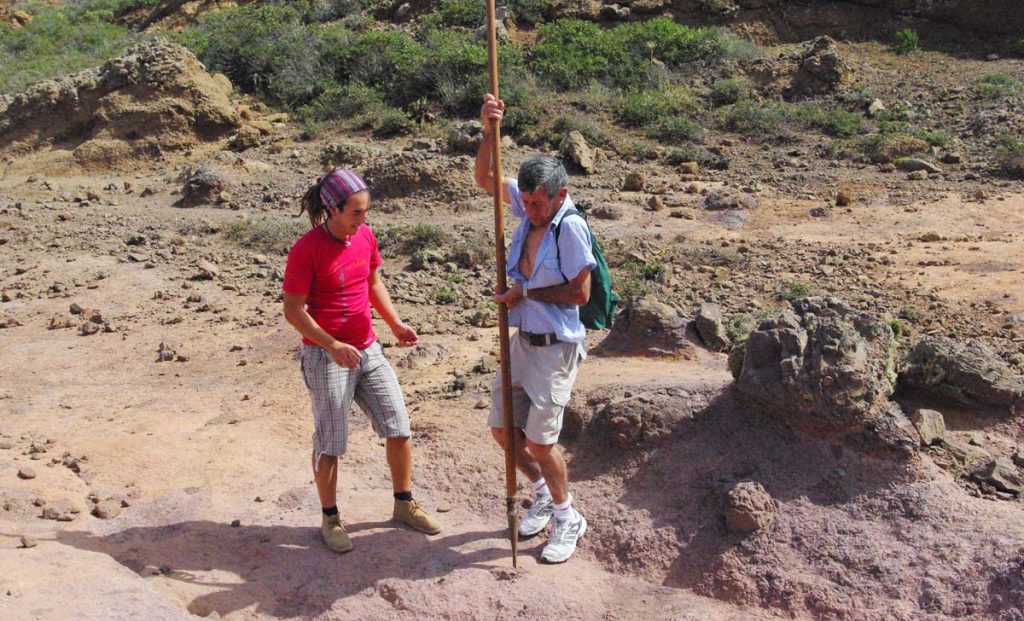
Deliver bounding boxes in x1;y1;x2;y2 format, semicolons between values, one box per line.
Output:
552;495;573;522
532;477;551;498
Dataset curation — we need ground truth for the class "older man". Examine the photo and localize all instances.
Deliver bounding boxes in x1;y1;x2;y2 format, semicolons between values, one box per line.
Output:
475;94;596;563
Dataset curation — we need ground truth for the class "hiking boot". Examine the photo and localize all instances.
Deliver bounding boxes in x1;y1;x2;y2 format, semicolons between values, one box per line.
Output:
393;499;442;535
518;494;554;537
541;509;587;564
321;514;353;554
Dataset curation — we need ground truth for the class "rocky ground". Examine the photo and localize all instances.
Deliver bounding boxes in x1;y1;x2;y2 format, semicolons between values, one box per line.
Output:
2;10;1024;621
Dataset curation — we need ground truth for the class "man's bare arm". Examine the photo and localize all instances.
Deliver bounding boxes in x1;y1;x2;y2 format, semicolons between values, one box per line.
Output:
528;269;591;306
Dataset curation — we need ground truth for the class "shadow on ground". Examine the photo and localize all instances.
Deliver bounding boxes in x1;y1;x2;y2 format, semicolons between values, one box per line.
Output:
60;521;508;618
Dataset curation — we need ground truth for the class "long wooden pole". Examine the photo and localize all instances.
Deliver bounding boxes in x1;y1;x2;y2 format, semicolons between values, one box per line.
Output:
484;0;518;567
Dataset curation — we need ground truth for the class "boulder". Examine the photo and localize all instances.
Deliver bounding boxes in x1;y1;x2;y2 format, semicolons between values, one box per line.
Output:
622;171;645;192
911;408;946;446
447;120;484;154
784;36;852;100
896;158;942;174
694;303;731;352
899;336;1024;411
597;296;692;357
734;297;915;456
559;131;595;175
971;458;1024;494
590;392;688;449
178;166;234;208
704;190;758;211
724;481;778;533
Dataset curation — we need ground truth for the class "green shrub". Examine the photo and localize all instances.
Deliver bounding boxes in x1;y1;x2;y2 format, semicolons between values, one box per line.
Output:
531;18;735;90
717;100;788;136
974;73;1022;99
508;0;550;25
177;5;331;106
439;0;486;27
378;223;451;255
372;107;415;137
994;133;1024;177
893;28;919;54
300;82;384;127
1018;37;1024;56
780;281;810;302
793;105;866;137
0;3;138;93
551;115;611;147
223;217;307;255
709;78;747;106
617;87;698;126
665;145;715;166
912;128;950;147
434;287;459;305
653;116;703;142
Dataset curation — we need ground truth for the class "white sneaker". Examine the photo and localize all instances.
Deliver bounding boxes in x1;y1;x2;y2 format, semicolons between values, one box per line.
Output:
541;509;587;563
518;494;554;537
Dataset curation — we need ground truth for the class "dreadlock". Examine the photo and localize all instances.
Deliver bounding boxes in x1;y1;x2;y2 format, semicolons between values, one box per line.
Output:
299;180;329;228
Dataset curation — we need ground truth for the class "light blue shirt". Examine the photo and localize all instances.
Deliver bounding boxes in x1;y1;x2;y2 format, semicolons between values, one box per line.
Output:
506;179;597;344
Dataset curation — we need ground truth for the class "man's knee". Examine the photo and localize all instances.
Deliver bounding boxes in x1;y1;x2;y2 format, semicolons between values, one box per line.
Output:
490;427;506;447
525;439;555;459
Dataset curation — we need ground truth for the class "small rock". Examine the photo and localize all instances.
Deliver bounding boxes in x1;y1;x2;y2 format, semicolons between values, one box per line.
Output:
17;467;36;480
622;172;645;192
867;99;886;117
20;536;37;548
724;481;778;533
231;519;241;527
92;500;122;519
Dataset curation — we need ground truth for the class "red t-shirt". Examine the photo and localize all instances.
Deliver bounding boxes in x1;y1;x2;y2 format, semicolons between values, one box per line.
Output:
282;224;383;349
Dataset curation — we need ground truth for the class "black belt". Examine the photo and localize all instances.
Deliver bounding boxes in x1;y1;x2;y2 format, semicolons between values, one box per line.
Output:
520;331;561;346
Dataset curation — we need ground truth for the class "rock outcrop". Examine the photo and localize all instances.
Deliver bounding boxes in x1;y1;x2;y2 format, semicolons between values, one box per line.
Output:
899;336;1024;412
0;39;238;168
733;297;916;456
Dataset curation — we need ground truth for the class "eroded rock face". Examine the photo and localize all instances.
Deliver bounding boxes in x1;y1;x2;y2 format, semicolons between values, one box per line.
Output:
783;36;851;100
734;297;915;456
0;39;238;168
899;336;1024;411
590;392;692;449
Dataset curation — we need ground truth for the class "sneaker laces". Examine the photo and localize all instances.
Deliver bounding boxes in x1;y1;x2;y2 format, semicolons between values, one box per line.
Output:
548;512;575;544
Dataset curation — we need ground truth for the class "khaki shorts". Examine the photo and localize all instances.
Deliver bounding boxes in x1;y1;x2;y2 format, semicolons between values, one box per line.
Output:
487;332;585;445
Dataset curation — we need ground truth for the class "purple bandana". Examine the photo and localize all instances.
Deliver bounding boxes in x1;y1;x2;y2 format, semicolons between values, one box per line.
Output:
318;169;368;210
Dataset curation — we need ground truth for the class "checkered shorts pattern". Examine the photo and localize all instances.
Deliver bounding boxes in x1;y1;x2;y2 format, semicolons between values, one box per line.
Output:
300;341;410;458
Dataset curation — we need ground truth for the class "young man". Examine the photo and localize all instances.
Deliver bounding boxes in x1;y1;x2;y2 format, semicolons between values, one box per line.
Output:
476;94;597;563
283;169;441;554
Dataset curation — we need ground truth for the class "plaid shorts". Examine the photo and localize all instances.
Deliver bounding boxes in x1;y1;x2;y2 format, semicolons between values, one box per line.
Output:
300;341;410;459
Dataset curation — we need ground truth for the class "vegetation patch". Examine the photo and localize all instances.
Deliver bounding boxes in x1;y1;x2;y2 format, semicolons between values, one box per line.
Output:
0;1;140;93
223;217;308;255
892;28;919;55
994;133;1024;177
974;73;1022;99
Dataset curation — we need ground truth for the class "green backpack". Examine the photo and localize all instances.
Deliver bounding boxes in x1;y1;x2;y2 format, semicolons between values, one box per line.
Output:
554;208;620;330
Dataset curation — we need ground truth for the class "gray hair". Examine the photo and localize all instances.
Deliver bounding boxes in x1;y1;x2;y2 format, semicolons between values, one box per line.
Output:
517;155;567;197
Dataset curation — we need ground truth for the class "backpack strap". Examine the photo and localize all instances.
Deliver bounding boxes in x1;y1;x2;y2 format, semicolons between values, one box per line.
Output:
553;208;584;283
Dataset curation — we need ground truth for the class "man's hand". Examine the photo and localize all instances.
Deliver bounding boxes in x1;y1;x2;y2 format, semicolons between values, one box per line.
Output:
493;283;525;309
390;322;419;347
480;94;504;129
328;341;362;369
